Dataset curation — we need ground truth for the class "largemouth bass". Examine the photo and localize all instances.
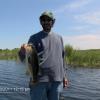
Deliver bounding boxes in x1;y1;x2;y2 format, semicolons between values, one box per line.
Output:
19;44;39;82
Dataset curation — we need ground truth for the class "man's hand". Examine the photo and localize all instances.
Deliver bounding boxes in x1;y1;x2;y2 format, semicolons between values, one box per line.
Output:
20;44;32;54
18;44;27;61
20;44;26;53
63;78;69;88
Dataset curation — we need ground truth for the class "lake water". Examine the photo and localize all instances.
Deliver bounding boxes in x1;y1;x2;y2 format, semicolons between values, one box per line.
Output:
0;60;100;100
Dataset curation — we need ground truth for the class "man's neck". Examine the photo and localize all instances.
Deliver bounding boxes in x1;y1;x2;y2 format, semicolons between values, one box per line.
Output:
43;30;51;34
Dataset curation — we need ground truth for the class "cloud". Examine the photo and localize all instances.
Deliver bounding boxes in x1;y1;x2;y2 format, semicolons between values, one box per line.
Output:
68;0;91;9
54;0;92;14
74;11;100;25
71;26;89;32
62;34;100;50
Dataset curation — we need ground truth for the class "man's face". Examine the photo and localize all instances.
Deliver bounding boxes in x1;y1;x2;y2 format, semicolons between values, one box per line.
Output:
40;15;54;32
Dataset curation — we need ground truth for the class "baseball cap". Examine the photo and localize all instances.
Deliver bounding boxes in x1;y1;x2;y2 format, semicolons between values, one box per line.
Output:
40;11;55;20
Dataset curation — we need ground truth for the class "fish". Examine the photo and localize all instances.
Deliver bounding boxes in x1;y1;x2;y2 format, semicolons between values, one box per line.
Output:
19;44;39;82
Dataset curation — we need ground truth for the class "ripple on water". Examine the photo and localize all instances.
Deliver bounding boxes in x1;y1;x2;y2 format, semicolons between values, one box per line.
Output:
0;61;100;100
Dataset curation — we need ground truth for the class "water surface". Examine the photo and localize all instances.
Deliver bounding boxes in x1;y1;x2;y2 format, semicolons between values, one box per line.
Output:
0;60;100;100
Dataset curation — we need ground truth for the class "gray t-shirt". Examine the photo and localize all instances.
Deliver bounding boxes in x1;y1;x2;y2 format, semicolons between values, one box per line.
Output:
28;31;67;82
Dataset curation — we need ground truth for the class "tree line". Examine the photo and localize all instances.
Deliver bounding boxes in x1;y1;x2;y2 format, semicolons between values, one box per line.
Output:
0;48;19;60
65;45;100;67
0;45;100;67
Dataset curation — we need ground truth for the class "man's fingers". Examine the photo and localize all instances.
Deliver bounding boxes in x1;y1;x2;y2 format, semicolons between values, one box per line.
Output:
63;78;69;88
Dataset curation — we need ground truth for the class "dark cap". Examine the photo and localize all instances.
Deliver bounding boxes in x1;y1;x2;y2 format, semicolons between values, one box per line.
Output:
40;11;55;20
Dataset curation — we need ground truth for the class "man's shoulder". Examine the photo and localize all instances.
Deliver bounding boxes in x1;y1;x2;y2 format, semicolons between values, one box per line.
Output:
52;32;62;39
28;31;43;44
30;31;42;40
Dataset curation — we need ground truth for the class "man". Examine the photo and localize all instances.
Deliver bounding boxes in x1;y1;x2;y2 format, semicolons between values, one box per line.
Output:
19;11;68;100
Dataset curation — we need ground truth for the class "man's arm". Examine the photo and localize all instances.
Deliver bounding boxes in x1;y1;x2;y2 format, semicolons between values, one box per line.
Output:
61;37;69;88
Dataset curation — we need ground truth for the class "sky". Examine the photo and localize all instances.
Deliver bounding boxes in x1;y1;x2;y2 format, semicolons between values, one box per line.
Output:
0;0;100;50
